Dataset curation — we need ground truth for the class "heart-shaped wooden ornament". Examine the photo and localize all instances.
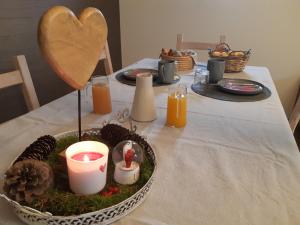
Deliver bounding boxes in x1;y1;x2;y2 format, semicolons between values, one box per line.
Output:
38;6;108;89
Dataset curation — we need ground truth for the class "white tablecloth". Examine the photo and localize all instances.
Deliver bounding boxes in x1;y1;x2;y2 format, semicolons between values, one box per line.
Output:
0;58;299;225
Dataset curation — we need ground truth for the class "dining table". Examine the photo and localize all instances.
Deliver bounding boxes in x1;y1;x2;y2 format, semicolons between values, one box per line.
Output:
0;58;300;225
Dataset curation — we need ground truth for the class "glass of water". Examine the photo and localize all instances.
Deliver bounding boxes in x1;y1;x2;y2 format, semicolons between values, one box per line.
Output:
194;67;209;85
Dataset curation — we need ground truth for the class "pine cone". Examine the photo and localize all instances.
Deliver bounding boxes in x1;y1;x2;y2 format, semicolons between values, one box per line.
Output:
4;159;53;203
100;124;130;146
100;124;152;157
15;135;56;163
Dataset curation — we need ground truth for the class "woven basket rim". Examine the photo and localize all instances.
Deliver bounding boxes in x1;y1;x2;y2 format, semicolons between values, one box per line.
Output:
160;53;193;60
209;52;250;60
160;51;196;71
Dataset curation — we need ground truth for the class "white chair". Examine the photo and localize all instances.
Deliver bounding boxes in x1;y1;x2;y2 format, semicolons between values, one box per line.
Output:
176;33;226;51
0;55;40;111
99;41;113;75
289;88;300;132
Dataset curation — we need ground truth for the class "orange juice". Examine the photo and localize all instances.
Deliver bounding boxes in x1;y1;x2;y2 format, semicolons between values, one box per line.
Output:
166;94;178;126
92;83;112;114
166;94;187;128
175;96;187;128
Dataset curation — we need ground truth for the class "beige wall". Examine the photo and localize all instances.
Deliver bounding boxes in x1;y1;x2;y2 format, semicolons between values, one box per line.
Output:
120;0;300;116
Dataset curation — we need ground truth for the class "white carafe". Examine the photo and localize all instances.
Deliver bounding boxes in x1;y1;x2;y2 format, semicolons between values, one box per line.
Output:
130;73;156;122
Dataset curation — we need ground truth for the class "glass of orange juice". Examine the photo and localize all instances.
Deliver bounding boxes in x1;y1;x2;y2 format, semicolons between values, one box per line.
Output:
91;76;112;114
166;84;187;128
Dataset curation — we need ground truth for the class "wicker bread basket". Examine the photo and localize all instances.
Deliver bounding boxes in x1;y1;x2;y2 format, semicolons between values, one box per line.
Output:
209;43;251;73
160;52;196;72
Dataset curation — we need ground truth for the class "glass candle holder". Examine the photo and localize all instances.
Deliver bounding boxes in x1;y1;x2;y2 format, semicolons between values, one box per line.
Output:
65;141;109;195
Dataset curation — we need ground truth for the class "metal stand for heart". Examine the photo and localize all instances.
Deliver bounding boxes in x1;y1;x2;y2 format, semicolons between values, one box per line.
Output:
78;90;81;141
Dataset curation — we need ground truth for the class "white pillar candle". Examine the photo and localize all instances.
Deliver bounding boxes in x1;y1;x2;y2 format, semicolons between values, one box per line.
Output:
65;141;109;195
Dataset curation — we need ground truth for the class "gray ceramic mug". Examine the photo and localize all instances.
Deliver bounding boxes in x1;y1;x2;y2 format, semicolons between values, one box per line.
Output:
158;60;175;84
207;59;225;84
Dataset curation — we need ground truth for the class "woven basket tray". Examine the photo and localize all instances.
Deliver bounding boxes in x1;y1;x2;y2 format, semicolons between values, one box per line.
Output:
209;43;251;73
160;53;195;72
0;128;157;225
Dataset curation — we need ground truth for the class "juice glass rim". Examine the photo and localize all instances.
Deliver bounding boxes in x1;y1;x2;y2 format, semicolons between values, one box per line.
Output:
92;75;109;85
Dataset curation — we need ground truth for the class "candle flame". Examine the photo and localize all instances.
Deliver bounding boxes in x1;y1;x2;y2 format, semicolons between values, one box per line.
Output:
83;154;90;162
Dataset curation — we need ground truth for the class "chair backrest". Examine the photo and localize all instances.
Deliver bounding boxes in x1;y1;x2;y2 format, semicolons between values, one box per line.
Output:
176;33;226;51
99;41;113;75
289;87;300;133
0;55;40;111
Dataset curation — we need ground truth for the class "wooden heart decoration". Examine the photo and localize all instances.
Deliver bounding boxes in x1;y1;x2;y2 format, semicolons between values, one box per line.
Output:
38;6;108;89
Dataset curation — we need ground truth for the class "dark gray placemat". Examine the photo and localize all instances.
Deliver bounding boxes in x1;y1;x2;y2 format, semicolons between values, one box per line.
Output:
116;72;180;86
191;82;271;102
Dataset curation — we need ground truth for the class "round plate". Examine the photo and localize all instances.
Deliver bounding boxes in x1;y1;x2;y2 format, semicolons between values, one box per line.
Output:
116;72;180;87
122;68;158;81
217;78;264;95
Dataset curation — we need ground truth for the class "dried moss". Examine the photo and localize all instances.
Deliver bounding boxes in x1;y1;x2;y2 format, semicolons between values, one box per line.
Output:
24;133;154;216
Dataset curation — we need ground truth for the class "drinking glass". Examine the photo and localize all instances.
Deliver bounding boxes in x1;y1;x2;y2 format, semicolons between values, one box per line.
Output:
166;84;187;128
82;79;92;107
91;76;112;114
194;67;209;85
